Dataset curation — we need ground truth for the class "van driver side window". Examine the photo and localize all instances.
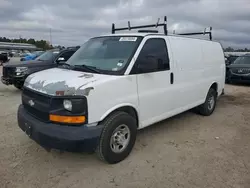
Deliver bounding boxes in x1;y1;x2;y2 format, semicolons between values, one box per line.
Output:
131;38;170;74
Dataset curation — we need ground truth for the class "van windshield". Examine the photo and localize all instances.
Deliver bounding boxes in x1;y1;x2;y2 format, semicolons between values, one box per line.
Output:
233;56;250;65
67;36;142;74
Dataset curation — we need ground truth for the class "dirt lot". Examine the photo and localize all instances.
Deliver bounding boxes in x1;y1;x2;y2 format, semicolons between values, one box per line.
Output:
0;66;249;188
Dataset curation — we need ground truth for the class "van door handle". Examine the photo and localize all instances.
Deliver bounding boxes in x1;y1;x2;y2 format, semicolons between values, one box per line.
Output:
170;72;174;84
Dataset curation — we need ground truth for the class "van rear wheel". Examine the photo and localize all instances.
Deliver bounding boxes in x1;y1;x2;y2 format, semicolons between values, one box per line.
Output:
96;111;137;164
196;88;217;116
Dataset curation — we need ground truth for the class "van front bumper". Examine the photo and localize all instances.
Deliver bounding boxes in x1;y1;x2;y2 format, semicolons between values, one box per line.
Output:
17;105;103;152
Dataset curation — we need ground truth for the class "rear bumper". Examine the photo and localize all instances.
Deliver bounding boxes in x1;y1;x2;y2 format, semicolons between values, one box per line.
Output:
17;105;103;152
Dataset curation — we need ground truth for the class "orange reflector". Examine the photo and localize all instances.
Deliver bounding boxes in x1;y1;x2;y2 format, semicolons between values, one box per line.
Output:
49;114;85;124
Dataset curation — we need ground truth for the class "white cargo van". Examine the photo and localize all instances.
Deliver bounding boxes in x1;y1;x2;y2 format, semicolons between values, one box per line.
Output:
17;17;225;164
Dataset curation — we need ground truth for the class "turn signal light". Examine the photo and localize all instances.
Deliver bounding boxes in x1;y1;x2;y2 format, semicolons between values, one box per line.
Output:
49;114;86;124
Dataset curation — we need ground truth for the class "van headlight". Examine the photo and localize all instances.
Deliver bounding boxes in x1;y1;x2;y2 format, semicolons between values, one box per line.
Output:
50;97;88;125
63;99;72;111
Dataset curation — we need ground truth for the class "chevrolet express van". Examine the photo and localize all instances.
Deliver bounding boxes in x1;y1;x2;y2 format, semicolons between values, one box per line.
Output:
17;20;225;164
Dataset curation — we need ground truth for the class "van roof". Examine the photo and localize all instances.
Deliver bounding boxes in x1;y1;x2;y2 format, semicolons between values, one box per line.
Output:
100;33;149;37
98;32;214;42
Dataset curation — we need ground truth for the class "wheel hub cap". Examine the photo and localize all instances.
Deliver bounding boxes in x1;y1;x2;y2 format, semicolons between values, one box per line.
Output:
110;124;130;153
208;95;215;110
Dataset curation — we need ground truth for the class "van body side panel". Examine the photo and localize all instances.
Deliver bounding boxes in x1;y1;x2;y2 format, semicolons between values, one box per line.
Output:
200;41;225;95
167;37;225;108
167;36;208;108
85;75;139;125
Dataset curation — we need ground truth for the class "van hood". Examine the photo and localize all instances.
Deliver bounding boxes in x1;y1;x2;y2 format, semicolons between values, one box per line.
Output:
24;68;110;96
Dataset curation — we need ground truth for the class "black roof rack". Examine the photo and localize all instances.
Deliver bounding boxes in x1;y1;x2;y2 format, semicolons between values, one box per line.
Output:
178;27;213;40
112;16;168;35
138;30;159;33
111;16;213;40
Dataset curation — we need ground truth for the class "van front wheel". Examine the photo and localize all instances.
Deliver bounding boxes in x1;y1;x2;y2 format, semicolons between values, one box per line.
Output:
196;88;217;116
96;111;137;164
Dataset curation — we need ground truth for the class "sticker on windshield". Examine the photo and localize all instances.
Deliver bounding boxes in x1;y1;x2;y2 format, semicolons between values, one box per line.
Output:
119;37;137;42
117;63;123;67
53;51;60;54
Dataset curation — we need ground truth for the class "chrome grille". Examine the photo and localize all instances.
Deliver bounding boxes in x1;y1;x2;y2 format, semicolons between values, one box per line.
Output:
22;88;51;122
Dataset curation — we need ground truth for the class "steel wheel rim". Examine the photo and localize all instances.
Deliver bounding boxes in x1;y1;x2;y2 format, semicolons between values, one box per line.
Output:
110;124;131;153
208;95;215;111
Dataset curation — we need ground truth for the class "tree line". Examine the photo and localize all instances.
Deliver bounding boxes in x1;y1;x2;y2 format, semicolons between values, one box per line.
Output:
0;37;53;50
223;47;249;52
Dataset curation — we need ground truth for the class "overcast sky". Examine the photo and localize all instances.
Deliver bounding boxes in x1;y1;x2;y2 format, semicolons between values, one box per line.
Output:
0;0;249;48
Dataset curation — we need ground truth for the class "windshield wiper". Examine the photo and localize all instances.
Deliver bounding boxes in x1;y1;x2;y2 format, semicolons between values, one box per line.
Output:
74;65;101;73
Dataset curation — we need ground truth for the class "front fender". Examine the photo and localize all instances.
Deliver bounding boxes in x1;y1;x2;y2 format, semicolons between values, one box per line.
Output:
100;103;139;122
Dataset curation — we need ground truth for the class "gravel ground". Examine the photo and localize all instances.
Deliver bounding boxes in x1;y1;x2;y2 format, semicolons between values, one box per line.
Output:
0;66;250;188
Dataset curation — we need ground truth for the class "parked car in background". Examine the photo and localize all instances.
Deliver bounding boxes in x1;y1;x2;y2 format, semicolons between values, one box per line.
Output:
226;54;250;84
225;55;239;66
225;55;239;82
0;51;10;65
20;51;44;61
1;47;78;89
20;52;32;58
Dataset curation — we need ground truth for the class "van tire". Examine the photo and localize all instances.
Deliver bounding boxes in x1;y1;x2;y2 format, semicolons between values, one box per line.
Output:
96;111;137;164
196;88;217;116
